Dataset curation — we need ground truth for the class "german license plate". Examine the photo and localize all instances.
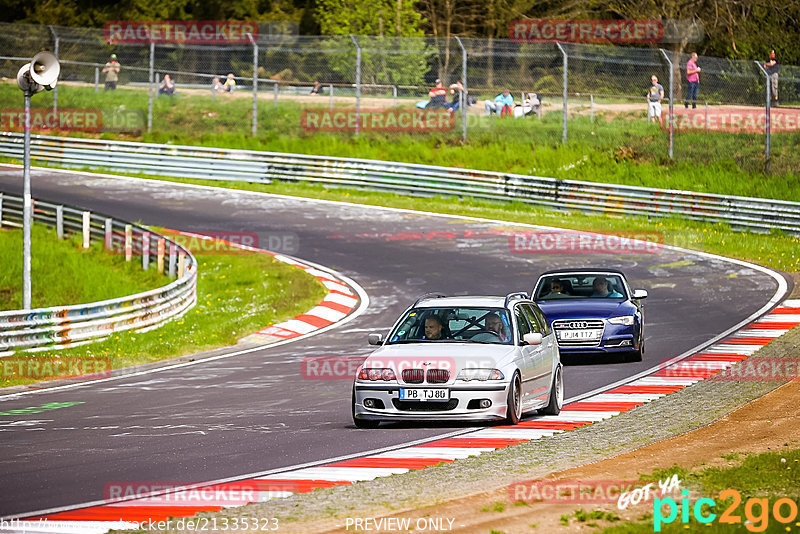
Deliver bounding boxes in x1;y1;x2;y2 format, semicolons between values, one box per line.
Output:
559;330;602;340
399;388;449;402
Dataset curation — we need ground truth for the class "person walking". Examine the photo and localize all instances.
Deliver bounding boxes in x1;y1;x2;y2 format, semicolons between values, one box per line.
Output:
684;52;701;109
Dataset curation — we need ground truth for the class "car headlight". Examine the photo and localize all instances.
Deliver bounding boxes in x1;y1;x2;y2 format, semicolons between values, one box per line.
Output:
608;316;635;326
357;367;396;381
456;369;505;381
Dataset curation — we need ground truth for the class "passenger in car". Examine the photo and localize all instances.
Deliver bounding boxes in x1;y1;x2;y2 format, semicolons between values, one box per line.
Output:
485;313;511;342
592;277;623;298
424;315;446;340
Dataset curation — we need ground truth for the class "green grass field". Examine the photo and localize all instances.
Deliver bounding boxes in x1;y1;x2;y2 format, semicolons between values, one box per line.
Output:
4;82;799;201
0;224;166;310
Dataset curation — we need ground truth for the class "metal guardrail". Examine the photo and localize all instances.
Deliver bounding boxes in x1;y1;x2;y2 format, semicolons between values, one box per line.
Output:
0;191;197;355
1;133;798;234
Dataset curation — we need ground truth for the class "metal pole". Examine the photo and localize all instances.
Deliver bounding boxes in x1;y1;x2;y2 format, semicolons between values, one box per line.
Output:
350;35;361;137
95;67;99;93
556;42;567;143
660;49;674;159
274;82;278;108
22;92;32;310
754;61;771;172
147;41;154;133
393;85;397;107
590;94;594;123
250;33;258;136
455;36;467;143
329;84;334;110
49;25;59;117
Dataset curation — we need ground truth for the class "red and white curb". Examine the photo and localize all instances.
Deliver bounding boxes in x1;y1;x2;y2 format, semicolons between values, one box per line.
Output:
11;299;799;534
163;231;362;346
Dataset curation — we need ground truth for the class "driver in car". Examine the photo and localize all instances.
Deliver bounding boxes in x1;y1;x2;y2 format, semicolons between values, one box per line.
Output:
592;277;623;298
424;315;445;340
485;313;511;342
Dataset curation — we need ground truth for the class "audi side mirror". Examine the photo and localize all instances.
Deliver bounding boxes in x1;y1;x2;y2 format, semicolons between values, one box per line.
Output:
633;289;648;300
368;333;384;345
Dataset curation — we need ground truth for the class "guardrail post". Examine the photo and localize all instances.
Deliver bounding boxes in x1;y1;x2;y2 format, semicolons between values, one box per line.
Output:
754;60;771;173
168;241;177;278
660;49;674;159
157;237;165;273
350;35;361;137
94;67;99;93
104;218;112;249
556;42;567;143
82;211;91;248
125;224;132;262
142;231;150;270
56;205;63;238
178;250;186;278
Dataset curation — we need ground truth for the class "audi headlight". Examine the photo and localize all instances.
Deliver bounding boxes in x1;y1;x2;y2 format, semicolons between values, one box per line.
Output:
608;316;635;326
457;369;505;381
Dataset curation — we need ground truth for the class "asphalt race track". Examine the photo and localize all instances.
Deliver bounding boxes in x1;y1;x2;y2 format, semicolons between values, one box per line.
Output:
0;167;786;518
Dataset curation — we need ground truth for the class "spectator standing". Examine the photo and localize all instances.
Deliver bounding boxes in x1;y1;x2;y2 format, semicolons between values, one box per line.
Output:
212;76;223;94
223;73;236;93
102;54;120;91
647;75;664;126
684;52;701;109
764;50;779;106
484;89;514;116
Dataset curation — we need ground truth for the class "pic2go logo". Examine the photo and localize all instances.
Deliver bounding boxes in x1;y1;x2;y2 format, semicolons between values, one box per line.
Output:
654;489;800;532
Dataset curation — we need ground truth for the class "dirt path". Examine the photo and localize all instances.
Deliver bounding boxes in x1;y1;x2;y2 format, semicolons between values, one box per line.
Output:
297;377;800;533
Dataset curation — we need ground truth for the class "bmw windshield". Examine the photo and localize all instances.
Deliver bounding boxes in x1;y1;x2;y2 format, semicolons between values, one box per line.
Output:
387;307;513;345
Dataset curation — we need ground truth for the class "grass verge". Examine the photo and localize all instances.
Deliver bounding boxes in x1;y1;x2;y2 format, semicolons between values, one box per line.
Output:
0;244;327;389
3;82;800;200
0;224;165;310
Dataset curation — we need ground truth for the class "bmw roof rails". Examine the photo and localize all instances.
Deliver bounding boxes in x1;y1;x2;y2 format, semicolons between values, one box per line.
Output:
413;292;447;307
504;292;529;308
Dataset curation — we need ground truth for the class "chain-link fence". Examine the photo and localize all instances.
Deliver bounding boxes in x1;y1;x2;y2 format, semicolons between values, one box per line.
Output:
1;22;797;175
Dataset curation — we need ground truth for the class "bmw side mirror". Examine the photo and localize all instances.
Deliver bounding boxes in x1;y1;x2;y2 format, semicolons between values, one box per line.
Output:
522;332;543;346
633;289;648;300
368;333;384;345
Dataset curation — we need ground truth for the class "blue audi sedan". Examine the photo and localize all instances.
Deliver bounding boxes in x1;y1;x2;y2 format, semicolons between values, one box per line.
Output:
531;269;647;361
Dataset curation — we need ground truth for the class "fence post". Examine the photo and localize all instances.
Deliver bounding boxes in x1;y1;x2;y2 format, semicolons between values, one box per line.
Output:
56;205;63;238
147;41;154;133
249;33;258;136
393;85;397;107
329;84;334;110
125;224;133;262
0;192;3;228
556;42;567;143
590;94;594;123
659;49;674;159
274;82;278;108
455;36;468;143
350;35;361;137
754;60;771;173
169;241;177;278
104;217;112;249
157;238;165;274
95;67;99;93
49;25;59;117
142;231;150;270
82;211;91;248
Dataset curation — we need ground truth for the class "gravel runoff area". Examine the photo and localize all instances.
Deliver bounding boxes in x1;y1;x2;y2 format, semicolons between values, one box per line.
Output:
130;290;800;533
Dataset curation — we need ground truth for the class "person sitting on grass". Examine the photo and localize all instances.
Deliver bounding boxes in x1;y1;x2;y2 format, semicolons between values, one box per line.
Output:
158;74;175;96
484;89;513;116
223;73;236;93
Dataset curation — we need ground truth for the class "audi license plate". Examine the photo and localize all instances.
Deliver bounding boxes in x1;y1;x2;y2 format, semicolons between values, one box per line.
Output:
559;330;602;340
399;388;449;402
